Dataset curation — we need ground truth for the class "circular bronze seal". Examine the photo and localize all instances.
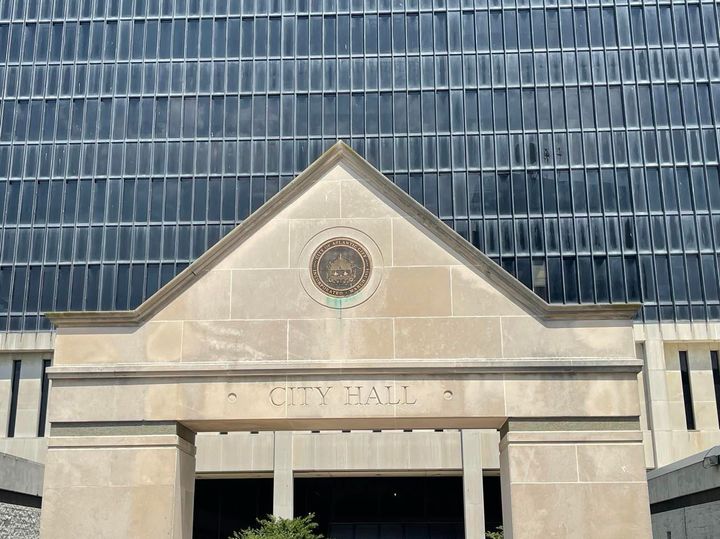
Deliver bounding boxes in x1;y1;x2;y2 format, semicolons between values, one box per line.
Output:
310;237;372;298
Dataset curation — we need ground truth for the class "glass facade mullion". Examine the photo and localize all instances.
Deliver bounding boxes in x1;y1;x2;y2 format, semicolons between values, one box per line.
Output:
642;3;668;320
571;6;589;305
686;10;714;319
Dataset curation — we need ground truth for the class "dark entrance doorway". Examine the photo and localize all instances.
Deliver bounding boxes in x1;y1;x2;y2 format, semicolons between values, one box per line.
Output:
193;478;273;539
295;476;501;538
192;476;502;538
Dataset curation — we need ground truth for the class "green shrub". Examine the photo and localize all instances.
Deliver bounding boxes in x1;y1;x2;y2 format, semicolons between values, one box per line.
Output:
229;513;324;539
485;526;504;539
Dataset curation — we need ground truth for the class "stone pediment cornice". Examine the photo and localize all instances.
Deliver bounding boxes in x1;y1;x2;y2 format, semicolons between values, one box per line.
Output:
47;357;644;379
46;141;640;329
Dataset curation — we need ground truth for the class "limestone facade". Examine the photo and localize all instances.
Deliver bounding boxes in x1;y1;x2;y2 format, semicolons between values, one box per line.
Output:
635;323;720;468
0;143;689;538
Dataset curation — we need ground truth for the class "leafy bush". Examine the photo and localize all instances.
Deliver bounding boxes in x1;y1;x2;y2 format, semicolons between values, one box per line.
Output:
485;526;504;539
229;514;324;539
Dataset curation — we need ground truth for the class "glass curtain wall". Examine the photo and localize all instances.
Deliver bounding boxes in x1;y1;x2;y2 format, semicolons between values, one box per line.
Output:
1;0;720;330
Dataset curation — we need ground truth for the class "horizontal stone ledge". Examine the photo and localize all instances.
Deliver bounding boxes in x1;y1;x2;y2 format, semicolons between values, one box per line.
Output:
499;417;643;447
194;470;469;479
502;417;641;433
196;471;275;480
48;357;644;379
50;421;195;442
500;431;644;447
182;417;509;432
47;434;197;456
292;470;466;477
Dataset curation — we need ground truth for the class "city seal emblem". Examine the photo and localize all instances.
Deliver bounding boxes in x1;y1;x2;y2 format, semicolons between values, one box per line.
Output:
310;237;372;298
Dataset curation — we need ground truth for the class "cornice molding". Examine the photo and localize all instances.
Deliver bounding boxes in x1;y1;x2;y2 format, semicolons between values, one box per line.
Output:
47;358;644;380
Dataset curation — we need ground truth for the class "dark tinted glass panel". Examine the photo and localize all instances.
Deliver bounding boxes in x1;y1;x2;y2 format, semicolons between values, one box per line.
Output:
37;358;51;437
7;360;21;437
193;478;272;539
1;5;720;328
295;476;476;537
679;351;696;430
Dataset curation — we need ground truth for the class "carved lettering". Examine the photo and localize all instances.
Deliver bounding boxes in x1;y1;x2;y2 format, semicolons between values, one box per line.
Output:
270;384;418;407
402;385;417;405
345;386;363;406
385;385;401;405
316;386;332;405
269;387;285;406
365;386;382;405
297;386;313;406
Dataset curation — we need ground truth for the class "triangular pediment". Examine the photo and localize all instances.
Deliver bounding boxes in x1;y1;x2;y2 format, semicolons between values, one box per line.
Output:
50;142;641;366
49;142;637;331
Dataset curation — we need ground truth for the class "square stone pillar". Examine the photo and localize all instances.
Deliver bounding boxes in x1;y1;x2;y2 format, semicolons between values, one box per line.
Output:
40;422;196;539
461;429;485;538
273;431;294;518
499;418;652;539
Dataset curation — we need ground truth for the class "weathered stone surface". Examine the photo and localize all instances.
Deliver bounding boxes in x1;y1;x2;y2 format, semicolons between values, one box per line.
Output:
339;178;402;219
501;425;652;539
40;434;195;539
279;179;341;219
43;143;649;539
450;265;526;316
500;317;636;359
392;218;461;267
216;219;290;270
288;318;393;360
182;320;287;361
394;317;502;359
154;270;232;321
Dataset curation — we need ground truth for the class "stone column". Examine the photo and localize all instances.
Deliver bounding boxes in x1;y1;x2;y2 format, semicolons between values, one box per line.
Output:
40;421;196;539
499;418;652;539
272;431;293;518
461;429;485;538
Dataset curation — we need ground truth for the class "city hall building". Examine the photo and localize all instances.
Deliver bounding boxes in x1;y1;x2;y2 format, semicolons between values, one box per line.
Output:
0;1;720;538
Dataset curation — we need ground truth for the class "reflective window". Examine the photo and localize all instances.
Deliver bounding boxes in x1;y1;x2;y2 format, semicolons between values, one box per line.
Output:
0;5;720;329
